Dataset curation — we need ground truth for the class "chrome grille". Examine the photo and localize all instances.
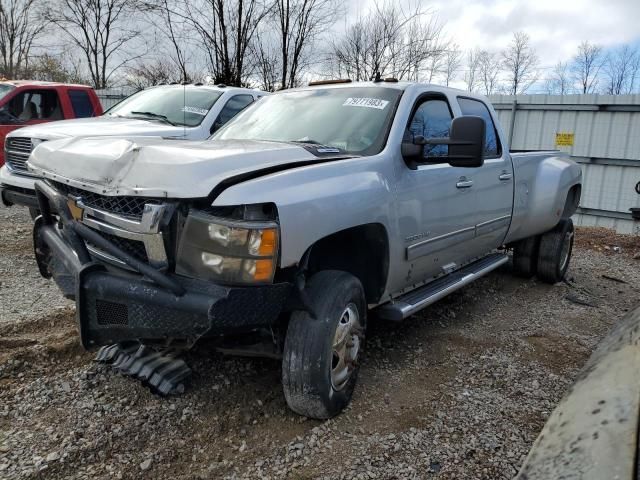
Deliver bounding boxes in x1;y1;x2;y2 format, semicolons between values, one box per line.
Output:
52;182;161;220
86;228;149;263
48;182;169;270
5;137;33;173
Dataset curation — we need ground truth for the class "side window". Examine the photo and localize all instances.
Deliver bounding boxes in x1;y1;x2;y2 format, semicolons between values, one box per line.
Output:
68;90;95;118
407;98;452;159
7;90;63;121
211;94;254;133
457;97;500;157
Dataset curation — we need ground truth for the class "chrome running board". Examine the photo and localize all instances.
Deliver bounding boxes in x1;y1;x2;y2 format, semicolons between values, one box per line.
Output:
376;253;509;321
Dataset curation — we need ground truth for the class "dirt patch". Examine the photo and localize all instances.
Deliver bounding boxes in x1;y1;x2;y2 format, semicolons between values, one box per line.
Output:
1;208;640;479
575;226;640;258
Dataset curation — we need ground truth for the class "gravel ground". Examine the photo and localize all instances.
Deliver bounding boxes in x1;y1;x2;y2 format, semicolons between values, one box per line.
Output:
1;204;639;480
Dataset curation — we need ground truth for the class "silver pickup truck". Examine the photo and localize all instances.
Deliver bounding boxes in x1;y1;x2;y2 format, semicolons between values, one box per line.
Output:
28;80;582;419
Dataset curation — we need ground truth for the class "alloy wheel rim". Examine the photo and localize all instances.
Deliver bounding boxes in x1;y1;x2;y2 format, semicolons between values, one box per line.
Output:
560;230;574;272
331;303;362;391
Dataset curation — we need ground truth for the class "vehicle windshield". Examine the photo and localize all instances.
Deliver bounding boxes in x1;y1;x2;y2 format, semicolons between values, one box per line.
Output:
108;86;223;127
0;83;15;102
213;87;401;155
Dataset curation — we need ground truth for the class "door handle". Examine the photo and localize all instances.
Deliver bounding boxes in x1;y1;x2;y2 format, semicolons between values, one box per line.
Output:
456;180;474;188
499;172;513;181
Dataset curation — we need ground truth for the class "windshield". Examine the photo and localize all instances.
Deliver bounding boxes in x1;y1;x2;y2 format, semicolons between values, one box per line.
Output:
0;83;15;102
108;86;223;126
213;87;401;155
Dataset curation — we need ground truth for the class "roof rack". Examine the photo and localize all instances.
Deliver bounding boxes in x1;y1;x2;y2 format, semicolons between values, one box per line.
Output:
384;77;399;83
308;79;352;86
217;83;227;88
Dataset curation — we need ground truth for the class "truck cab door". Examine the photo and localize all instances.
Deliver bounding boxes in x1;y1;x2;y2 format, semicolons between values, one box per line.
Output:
456;97;513;253
393;95;481;287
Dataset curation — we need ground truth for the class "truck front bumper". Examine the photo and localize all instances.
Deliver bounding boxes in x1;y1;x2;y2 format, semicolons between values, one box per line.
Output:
0;166;38;208
33;182;292;350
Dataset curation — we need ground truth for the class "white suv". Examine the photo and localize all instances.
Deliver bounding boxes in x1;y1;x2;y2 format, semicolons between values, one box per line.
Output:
0;84;266;213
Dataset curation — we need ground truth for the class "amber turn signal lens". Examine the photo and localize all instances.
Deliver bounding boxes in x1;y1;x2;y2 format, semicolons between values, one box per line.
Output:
258;229;277;256
253;259;274;282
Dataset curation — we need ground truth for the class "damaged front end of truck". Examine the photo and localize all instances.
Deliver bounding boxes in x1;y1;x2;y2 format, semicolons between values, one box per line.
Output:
32;179;293;393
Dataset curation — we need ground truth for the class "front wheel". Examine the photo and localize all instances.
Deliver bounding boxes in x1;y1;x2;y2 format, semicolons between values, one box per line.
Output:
536;218;574;284
282;270;366;419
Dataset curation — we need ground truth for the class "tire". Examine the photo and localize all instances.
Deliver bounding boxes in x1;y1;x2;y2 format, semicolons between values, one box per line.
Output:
512;235;540;278
282;270;366;419
536;218;574;284
28;207;40;220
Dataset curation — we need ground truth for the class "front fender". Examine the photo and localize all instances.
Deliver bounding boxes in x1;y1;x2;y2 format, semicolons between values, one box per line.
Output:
212;156;395;267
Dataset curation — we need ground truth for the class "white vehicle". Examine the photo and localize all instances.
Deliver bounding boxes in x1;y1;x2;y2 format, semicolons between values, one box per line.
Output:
0;84;266;212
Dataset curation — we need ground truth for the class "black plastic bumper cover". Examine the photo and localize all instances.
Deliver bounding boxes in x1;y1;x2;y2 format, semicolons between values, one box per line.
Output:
0;184;38;208
33;182;291;349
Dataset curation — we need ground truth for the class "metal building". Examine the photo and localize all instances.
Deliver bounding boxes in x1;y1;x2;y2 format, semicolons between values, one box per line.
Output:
490;94;640;234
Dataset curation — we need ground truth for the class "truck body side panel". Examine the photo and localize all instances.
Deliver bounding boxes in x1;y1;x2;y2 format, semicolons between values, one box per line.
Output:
505;152;582;244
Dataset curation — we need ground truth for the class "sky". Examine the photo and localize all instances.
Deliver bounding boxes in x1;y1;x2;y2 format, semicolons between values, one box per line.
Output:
343;0;640;85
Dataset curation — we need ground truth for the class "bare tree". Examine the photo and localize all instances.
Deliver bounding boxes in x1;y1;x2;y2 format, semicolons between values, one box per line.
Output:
477;50;500;95
501;31;539;95
126;58;182;88
331;1;446;82
251;30;280;91
572;40;604;94
463;48;481;92
0;0;47;78
441;44;462;87
171;0;269;86
143;0;195;83
424;51;443;83
604;44;640;95
47;0;144;88
274;0;338;89
545;61;571;95
25;51;88;83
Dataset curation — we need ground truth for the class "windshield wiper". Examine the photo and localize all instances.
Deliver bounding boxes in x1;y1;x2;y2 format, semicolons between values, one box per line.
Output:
289;139;342;151
128;111;177;126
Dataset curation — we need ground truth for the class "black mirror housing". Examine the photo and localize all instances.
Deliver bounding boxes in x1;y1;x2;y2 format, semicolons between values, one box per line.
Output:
447;116;486;168
401;116;486;168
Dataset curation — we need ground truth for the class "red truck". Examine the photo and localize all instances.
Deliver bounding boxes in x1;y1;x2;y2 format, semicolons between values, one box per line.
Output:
0;80;102;166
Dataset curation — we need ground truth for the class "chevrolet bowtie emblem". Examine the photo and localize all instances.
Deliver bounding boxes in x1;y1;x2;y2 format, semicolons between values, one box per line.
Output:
67;197;84;221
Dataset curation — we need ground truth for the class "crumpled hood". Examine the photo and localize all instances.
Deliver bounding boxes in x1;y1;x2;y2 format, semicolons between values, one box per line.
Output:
9;116;191;141
28;136;323;198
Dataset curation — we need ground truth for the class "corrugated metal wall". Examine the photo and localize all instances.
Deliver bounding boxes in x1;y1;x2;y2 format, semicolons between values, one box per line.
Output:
489;94;640;234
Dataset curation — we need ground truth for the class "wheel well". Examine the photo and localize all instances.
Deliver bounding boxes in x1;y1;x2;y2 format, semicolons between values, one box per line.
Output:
562;185;581;218
305;224;389;304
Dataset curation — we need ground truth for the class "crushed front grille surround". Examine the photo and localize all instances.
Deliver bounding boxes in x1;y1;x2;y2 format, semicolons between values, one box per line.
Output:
53;182;161;220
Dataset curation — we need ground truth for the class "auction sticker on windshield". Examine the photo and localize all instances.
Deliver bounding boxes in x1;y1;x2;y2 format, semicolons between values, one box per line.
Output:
343;97;389;109
181;106;209;116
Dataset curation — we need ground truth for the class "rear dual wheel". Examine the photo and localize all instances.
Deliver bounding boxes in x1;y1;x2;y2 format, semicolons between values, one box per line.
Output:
537;218;574;284
512;218;574;284
282;270;366;419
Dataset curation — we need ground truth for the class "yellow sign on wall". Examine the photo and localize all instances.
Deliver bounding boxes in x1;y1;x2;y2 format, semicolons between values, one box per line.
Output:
555;133;574;146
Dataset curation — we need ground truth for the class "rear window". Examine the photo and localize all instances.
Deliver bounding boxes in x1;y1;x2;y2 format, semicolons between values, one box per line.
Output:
457;97;501;157
68;89;95;118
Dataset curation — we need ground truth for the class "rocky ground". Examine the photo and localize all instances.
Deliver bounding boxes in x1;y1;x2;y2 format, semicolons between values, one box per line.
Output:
1;204;639;480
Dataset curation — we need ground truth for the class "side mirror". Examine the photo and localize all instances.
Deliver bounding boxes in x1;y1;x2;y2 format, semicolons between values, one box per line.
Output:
446;116;486;168
401;116;486;168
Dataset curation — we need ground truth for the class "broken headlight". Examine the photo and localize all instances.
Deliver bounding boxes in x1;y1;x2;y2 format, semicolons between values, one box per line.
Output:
176;209;279;284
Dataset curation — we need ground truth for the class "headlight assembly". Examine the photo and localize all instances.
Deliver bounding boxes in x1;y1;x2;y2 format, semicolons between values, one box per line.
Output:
176;210;279;284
